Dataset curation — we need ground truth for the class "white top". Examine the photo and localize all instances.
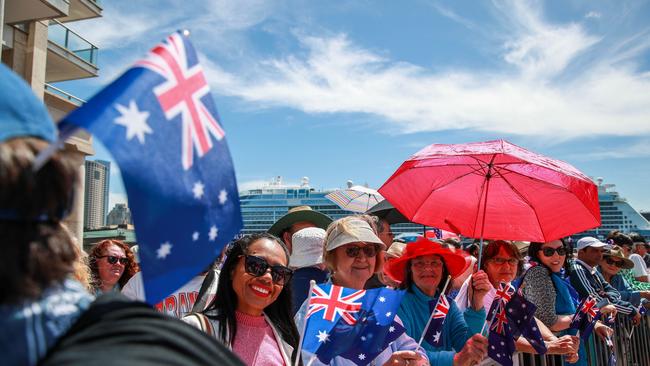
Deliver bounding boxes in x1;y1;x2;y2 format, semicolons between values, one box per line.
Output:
121;272;217;318
454;276;495;313
629;253;649;278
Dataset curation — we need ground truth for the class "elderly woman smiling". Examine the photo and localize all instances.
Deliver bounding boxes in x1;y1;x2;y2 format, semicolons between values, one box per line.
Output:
385;238;489;366
296;215;428;366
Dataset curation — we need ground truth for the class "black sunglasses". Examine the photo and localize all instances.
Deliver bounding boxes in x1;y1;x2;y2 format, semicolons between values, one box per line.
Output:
605;257;625;268
98;255;129;265
540;247;567;257
345;245;378;258
242;255;293;285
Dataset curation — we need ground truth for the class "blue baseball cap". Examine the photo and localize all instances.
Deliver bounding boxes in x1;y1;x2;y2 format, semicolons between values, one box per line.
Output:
0;63;57;143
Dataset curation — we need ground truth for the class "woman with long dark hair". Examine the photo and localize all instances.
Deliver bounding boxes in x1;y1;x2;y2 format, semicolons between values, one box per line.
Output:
184;233;300;365
522;239;613;365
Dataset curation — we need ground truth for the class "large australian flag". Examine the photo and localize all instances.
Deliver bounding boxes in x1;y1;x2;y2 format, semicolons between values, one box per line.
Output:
301;283;405;365
60;31;242;304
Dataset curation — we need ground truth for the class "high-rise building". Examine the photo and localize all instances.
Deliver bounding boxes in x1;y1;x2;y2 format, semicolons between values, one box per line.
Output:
2;0;102;242
84;159;110;229
107;203;133;226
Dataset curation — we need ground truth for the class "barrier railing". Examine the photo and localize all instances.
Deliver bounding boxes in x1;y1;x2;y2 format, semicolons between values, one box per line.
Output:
516;314;650;365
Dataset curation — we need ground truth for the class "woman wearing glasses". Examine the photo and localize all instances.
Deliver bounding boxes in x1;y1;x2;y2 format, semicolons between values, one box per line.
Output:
456;240;578;365
295;215;429;365
184;233;299;365
88;239;139;294
521;239;614;365
386;237;489;366
598;247;650;308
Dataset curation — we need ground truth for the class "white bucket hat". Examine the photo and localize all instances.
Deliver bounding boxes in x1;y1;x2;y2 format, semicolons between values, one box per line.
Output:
325;218;385;252
289;227;326;268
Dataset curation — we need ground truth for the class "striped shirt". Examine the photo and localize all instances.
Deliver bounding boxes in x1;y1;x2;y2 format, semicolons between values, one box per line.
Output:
568;259;637;316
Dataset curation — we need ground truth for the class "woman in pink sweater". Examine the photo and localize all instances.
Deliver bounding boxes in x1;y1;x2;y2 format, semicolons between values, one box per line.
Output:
184;233;299;365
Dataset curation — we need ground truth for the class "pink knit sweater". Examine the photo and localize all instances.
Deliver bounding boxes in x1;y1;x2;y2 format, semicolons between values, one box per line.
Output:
232;311;285;366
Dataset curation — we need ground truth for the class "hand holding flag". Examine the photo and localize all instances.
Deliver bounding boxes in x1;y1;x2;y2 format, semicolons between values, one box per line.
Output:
570;295;601;341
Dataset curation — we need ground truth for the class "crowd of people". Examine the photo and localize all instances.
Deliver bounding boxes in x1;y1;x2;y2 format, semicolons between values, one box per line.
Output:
2;61;650;366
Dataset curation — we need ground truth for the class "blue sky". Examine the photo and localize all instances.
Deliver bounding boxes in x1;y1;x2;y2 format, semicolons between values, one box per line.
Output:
56;0;650;212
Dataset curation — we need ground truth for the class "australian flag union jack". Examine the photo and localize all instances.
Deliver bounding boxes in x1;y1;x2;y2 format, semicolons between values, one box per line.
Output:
423;294;450;347
488;301;516;366
487;283;546;366
301;283;405;364
60;31;242;304
570;295;601;341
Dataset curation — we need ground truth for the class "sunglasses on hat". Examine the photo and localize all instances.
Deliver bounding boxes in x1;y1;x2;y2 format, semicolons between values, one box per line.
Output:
98;255;129;265
242;255;293;285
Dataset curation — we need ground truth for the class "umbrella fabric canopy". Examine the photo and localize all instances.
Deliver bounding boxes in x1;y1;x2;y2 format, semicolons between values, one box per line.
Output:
378;140;600;243
365;199;410;224
326;185;384;213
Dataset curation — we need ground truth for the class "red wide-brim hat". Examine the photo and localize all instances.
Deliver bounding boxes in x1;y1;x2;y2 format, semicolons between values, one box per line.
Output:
385;237;468;283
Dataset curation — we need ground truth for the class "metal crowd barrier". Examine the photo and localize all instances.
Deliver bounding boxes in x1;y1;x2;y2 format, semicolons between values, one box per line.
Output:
516;315;650;365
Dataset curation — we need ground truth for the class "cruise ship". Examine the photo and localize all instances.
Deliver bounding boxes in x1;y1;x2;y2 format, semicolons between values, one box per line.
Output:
239;176;650;240
238;176;423;235
576;178;650;239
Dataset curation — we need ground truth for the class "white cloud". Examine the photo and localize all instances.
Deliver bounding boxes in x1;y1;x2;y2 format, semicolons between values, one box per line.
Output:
498;0;600;79
430;1;478;30
571;139;650;160
65;5;166;49
198;0;273;31
196;2;650;140
585;11;602;19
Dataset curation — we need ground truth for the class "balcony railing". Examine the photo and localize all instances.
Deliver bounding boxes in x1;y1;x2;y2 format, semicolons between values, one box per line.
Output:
45;84;86;106
48;19;99;66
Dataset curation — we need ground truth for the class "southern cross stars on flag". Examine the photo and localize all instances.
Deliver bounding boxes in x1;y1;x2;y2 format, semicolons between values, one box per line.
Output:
488;301;516;366
570;295;601;341
60;31;242;304
301;284;405;365
504;290;547;355
424;294;451;347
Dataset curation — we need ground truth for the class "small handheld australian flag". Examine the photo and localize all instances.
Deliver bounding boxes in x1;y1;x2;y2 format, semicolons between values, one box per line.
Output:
570;295;601;341
60;31;243;304
301;283;406;365
423;294;450;347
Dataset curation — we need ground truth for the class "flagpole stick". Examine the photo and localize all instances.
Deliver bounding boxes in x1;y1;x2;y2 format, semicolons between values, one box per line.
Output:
305;355;317;366
417;275;451;349
294;280;316;366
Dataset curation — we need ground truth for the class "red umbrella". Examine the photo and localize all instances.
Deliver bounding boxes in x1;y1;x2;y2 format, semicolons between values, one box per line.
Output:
378;139;600;246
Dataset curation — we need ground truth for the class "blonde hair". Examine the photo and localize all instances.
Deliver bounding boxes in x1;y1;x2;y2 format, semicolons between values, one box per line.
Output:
59;223;93;293
323;215;385;274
